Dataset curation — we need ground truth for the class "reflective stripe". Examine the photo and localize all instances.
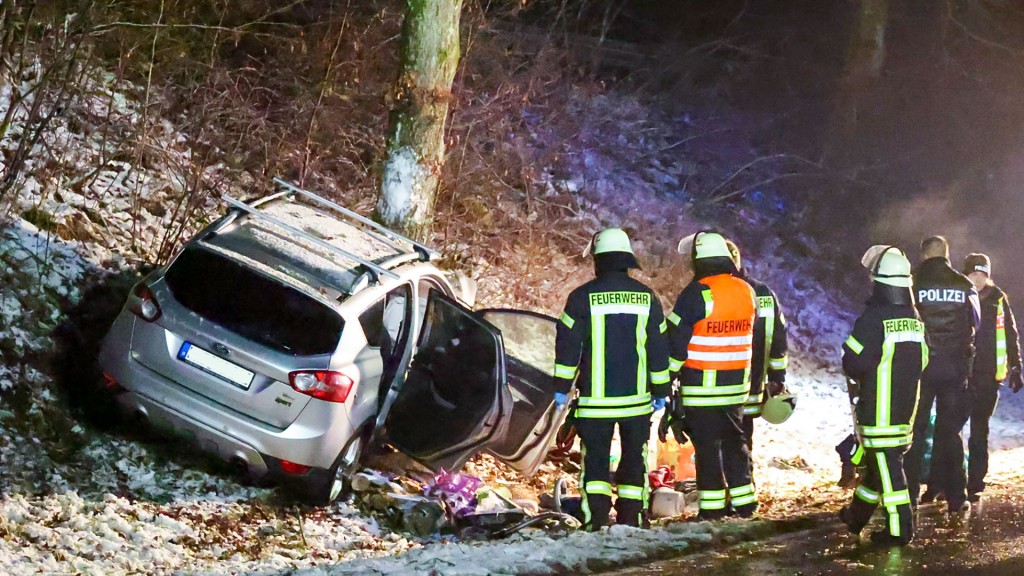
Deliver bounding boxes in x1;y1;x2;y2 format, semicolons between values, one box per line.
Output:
744;390;764;415
882;489;911;507
858;424;912;437
729;484;755;497
592;303;649;316
761;296;776;386
884;331;925;343
578;394;651;407
636;314;649;396
845;335;864;354
699;489;727;510
689;335;753;346
855;485;880;504
592;315;606;399
560;312;575;329
659;320;668;334
554;363;578;380
862;436;911;449
851;443;865;466
669;357;685;372
688;350;752;362
876;452;902;538
701;289;714;317
650;370;670;385
876;340;895;427
580;443;591;525
585;481;613;497
769;355;788;370
996;299;1008;380
618;485;645;500
668;312;682;326
576;404;653;419
681;383;749;396
680;393;749;407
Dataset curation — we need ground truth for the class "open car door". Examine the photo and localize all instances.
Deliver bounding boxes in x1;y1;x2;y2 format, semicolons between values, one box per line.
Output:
385;292;510;472
479;309;568;477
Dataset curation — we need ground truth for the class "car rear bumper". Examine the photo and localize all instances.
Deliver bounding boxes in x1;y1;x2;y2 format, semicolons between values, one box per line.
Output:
99;318;356;473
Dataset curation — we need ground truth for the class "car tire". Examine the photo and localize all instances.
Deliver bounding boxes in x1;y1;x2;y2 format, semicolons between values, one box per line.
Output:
301;426;368;506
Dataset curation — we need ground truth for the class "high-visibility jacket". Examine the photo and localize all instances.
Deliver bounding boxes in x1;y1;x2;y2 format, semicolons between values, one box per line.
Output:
554;271;671;419
668;273;757;407
974;283;1021;382
842;284;927;450
743;276;789;416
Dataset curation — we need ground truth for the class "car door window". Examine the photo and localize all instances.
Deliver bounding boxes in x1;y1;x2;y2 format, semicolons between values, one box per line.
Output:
359;299;386;348
359;285;411;363
416;277;447;331
479;309;565;477
386;292;507;471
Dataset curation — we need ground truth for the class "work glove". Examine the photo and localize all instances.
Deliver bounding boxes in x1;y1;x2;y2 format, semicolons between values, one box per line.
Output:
765;380;786;398
651;396;667;412
657;396;689;445
1009;368;1024;393
554;392;569;410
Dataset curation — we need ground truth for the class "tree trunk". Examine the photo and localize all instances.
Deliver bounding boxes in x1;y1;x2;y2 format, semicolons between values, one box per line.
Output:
376;0;464;240
825;0;889;165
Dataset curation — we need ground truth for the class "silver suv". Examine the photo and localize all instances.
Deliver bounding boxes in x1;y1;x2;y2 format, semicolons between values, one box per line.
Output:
99;180;567;504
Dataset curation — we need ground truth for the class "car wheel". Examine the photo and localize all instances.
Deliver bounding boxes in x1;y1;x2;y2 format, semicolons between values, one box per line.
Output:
302;429;366;506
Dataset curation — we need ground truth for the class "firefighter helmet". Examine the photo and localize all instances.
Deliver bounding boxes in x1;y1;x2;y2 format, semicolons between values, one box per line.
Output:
861;245;912;288
584;228;634;257
762;391;797;424
678;231;731;260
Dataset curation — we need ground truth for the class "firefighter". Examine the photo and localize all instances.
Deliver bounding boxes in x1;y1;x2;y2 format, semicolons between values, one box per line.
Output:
667;231;758;520
553;228;671;530
904;236;979;516
723;240;789;464
963;253;1023;503
839;245;926;546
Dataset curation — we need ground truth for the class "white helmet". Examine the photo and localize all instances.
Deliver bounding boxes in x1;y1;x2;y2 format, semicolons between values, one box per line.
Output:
762;391;797;424
861;245;912;288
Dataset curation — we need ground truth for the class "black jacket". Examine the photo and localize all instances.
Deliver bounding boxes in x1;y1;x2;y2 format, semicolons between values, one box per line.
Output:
913;257;980;355
554;269;671;419
842;283;926;447
747;276;788;388
973;282;1022;382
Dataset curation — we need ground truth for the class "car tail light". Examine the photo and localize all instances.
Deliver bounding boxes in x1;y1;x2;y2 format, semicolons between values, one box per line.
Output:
128;282;161;322
101;372;124;393
288;370;354;403
279;460;311;476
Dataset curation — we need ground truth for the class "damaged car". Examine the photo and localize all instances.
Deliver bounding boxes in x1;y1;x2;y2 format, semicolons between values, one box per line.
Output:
98;180;569;504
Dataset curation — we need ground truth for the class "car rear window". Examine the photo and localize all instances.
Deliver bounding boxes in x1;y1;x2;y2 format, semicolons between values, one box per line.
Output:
164;245;344;356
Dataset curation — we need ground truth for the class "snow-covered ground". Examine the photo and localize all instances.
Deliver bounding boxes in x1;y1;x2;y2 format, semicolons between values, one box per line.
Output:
3;51;1024;576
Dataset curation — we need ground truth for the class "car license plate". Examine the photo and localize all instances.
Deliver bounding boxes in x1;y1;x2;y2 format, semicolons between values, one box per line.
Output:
178;342;254;389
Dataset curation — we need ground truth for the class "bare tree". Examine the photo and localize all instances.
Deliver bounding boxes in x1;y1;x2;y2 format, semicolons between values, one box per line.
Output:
376;0;464;239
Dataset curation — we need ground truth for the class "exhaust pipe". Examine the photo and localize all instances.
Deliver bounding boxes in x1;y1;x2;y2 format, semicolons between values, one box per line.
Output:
229;455;249;477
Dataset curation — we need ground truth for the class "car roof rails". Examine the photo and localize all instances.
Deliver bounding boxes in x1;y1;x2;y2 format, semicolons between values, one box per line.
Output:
272;178;440;263
223;195;400;284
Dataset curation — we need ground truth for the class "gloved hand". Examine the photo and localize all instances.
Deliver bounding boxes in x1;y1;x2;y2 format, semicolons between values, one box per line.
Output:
657;396;689;445
1009;368;1024;393
554;392;569;410
651;396;667;412
765;380;786;398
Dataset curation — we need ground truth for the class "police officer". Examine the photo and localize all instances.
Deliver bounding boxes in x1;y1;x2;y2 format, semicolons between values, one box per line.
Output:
667;231;758;519
905;236;980;516
963;253;1023;502
553;228;671;530
839;245;925;546
724;240;789;461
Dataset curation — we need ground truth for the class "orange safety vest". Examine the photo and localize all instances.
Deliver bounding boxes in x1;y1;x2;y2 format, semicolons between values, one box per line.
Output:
686;275;756;371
